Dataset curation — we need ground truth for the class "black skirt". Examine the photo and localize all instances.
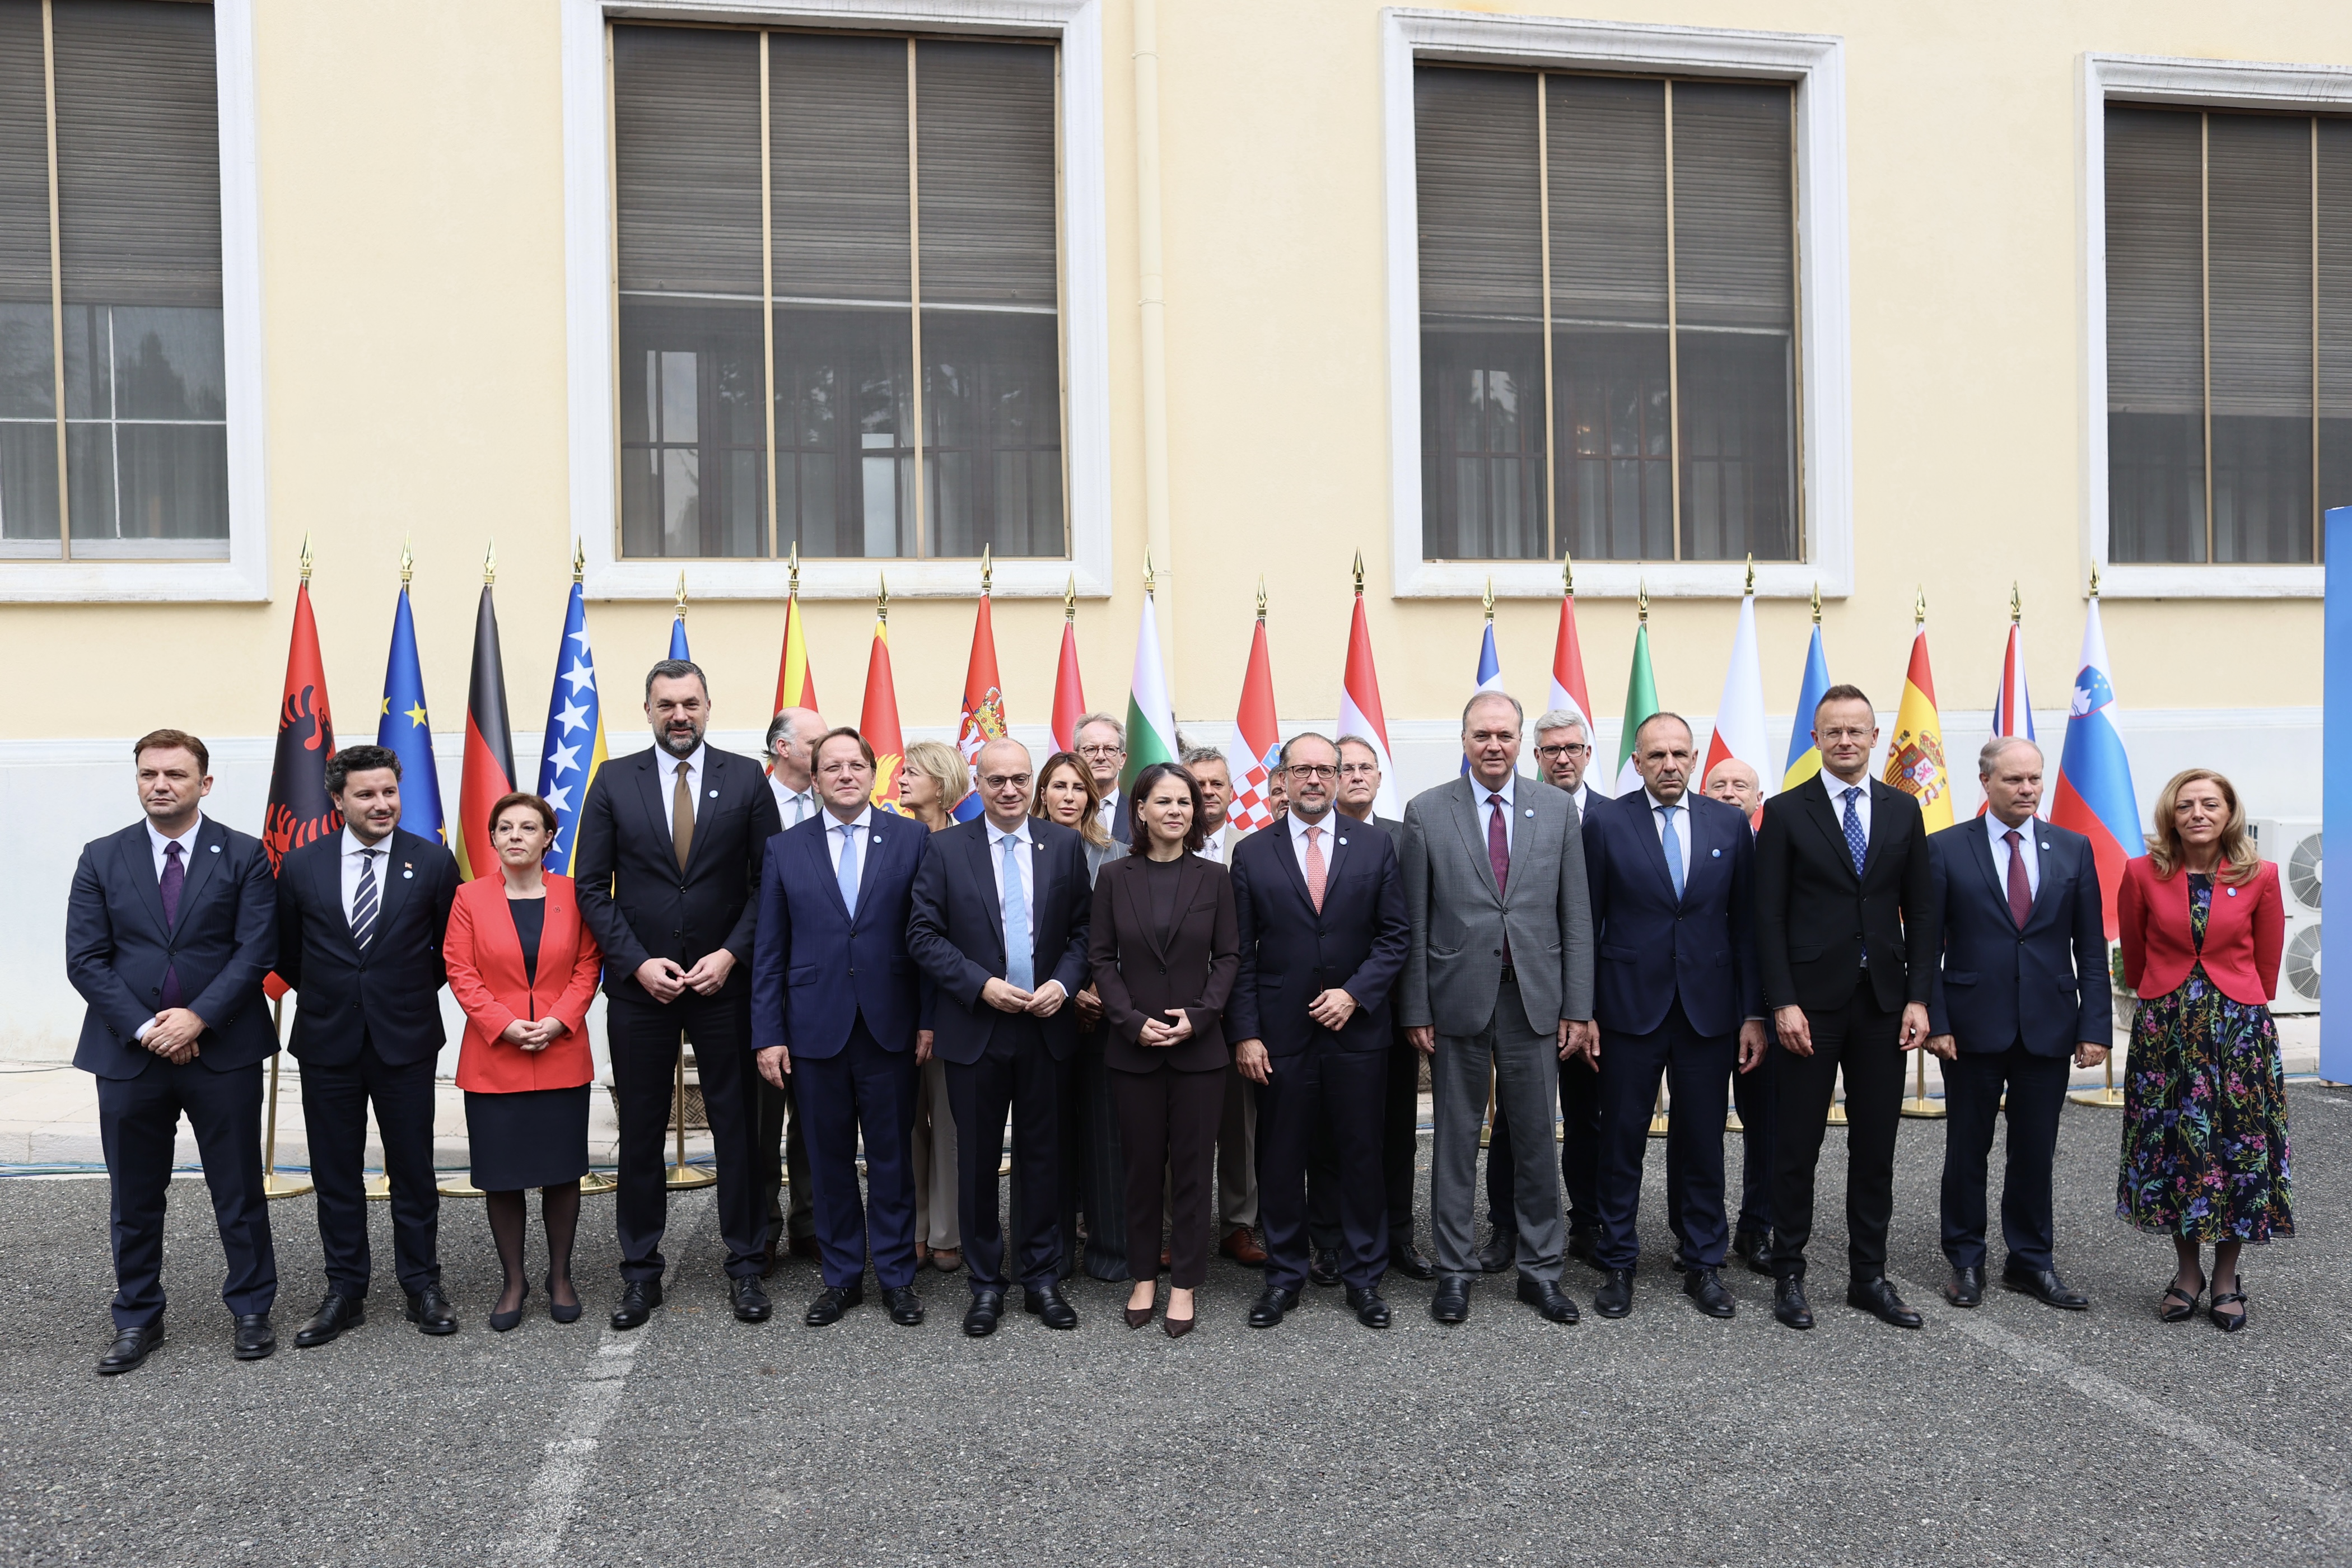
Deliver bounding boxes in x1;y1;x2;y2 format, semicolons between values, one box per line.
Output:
464;1085;591;1191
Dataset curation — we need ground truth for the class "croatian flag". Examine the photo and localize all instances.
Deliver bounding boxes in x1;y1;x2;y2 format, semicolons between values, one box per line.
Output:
1462;620;1504;775
2048;598;2140;940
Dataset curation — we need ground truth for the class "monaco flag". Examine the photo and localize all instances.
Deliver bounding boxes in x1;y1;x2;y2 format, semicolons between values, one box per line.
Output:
1338;582;1402;819
2050;596;2140;939
1701;590;1770;794
1228;611;1281;833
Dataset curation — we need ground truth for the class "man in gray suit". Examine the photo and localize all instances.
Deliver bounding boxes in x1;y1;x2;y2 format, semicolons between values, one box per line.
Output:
1401;692;1595;1325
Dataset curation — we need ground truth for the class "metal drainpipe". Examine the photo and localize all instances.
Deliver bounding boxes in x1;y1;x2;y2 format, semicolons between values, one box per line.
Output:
1133;0;1175;705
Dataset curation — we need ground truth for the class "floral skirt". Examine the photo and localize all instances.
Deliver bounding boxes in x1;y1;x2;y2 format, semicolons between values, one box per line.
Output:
2115;965;2293;1243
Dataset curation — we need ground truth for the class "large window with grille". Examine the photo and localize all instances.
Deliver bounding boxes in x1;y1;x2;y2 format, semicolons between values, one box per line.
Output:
0;0;226;561
1415;65;1799;565
2106;105;2352;564
613;23;1066;562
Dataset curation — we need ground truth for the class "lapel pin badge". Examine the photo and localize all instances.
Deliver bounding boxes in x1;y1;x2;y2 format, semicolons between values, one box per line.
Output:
1524;808;1535;819
2227;886;2238;897
708;788;719;799
209;843;221;853
1711;847;1721;858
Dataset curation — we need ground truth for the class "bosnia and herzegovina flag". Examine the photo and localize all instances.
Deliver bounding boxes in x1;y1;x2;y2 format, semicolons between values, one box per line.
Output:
455;582;517;881
2050;596;2140;940
1781;620;1833;791
377;584;447;848
951;590;1007;822
538;577;608;875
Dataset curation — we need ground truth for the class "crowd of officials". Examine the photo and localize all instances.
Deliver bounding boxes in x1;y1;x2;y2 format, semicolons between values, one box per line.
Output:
67;660;2293;1371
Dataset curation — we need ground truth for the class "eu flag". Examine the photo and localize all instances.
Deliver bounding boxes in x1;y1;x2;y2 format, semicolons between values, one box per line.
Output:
539;579;609;874
377;583;447;846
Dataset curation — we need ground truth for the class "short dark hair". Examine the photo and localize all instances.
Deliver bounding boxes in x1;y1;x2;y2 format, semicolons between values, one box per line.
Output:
487;791;558;839
133;728;209;775
813;726;875;771
1127;762;1211;853
325;744;402;796
645;659;708;701
1815;683;1874;720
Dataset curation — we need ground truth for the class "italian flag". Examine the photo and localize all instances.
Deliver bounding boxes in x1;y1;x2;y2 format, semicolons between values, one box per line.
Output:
1614;618;1659;797
1122;586;1179;792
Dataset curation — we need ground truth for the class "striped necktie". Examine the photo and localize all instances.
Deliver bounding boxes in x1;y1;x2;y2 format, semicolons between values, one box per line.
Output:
351;848;380;949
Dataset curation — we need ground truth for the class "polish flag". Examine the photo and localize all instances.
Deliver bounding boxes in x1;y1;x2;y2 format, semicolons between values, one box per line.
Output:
1700;590;1771;796
1338;587;1402;819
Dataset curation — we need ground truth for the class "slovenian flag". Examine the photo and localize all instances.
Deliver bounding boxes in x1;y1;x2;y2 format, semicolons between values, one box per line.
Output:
1338;584;1402;819
952;589;1007;822
377;582;447;848
2049;598;2140;939
1702;589;1770;796
538;577;608;875
1462;618;1504;775
1781;621;1832;791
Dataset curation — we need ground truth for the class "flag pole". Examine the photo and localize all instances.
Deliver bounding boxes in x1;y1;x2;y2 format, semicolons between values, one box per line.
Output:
2071;564;2130;1109
262;996;310;1199
665;1044;714;1187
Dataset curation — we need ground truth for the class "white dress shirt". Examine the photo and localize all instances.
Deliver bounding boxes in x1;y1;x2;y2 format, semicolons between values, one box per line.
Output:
339;825;394;923
1644;790;1695;888
1821;769;1872;841
1567;782;1592;822
1986;809;2041;897
1473;773;1517;854
1287;808;1341;880
769;773;818;829
822;804;875;877
1095;790;1122;834
662;743;708;840
146;816;201;882
987;818;1035;930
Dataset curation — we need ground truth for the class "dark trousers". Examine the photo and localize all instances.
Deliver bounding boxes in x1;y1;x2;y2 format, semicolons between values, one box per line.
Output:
1940;1045;2070;1273
300;1039;439;1296
1731;1050;1776;1238
1309;1034;1422;1255
1262;1046;1388;1294
1110;1063;1222;1289
1061;1035;1128;1280
945;1019;1062;1294
608;988;763;1284
1769;989;1905;1283
794;1016;920;1290
1484;1053;1602;1241
96;1057;276;1329
754;1075;815;1245
1595;1002;1736;1271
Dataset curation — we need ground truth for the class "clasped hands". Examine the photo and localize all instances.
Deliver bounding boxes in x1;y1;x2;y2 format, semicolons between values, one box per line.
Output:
1234;990;1360;1084
499;1016;569;1053
979;976;1068;1018
634;949;735;1004
140;1007;207;1065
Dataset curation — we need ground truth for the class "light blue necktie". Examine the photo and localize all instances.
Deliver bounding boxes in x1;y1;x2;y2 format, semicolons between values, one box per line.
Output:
836;822;861;918
1001;832;1033;992
1657;805;1684;901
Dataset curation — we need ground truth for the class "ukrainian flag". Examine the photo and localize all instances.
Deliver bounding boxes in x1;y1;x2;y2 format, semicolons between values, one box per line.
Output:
1780;622;1832;792
539;577;609;875
377;583;448;846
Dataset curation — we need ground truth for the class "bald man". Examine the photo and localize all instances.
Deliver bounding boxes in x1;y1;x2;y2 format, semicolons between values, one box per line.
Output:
1704;758;1762;819
755;707;826;1271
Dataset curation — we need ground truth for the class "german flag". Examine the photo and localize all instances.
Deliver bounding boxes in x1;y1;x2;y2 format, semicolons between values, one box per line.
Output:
456;577;517;881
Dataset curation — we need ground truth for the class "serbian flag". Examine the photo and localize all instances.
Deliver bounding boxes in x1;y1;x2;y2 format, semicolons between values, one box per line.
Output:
952;592;1009;822
772;590;819;716
1882;620;1954;832
1338;587;1402;819
860;615;908;815
1051;606;1085;754
377;584;447;848
1229;612;1281;833
1701;589;1770;800
456;583;519;881
1461;618;1505;776
2050;597;2140;939
1781;621;1833;791
264;574;340;875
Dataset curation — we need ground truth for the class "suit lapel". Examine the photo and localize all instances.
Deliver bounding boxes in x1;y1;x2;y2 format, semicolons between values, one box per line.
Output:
121;826;170;938
1320;819;1352;912
167;818;226;928
312;837;357;955
1802;781;1858;883
1860;780;1900;883
682;752;727;880
372;829;415;939
807;816;852;923
966;824;1007;963
1450;780;1502;904
1625;795;1683;906
1968;818;2008;912
1119;860;1172;964
1268;820;1313;912
634;750;675;869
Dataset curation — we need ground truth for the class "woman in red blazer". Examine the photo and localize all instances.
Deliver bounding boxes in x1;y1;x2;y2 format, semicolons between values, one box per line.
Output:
445;792;604;1330
2115;768;2290;1334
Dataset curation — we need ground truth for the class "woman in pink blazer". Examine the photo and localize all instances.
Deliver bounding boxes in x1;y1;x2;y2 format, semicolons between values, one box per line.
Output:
445;792;604;1330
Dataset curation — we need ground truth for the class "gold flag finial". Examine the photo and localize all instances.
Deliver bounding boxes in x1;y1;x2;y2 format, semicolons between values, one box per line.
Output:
1914;585;1926;626
1562;549;1575;596
1256;575;1268;620
1744;553;1756;595
1482;575;1495;622
2010;580;2022;623
571;538;585;584
981;543;993;596
484;539;497;587
399;536;413;586
1637;578;1649;623
877;572;890;625
1063;571;1076;622
1809;580;1821;624
1352;549;1365;597
674;572;689;619
298;531;314;586
1144;552;1156;596
788;539;801;598
2089;564;2102;599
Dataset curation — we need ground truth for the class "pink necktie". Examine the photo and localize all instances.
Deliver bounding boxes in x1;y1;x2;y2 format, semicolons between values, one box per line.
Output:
1488;795;1511;964
1304;824;1326;912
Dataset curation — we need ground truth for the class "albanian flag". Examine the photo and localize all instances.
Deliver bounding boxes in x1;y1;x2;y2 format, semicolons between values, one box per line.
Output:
456;582;517;881
264;573;339;1000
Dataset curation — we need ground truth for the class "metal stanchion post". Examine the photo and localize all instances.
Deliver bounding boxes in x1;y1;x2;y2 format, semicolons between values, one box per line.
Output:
1646;1083;1669;1138
260;998;311;1200
1900;1048;1946;1118
666;1038;716;1189
1826;1065;1848;1127
2069;1053;2126;1109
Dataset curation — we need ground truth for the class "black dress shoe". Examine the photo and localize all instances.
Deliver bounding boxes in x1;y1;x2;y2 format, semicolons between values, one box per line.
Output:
1248;1286;1300;1328
1308;1249;1340;1287
1593;1268;1633;1319
1024;1285;1079;1329
1944;1266;1985;1308
96;1323;163;1375
295;1291;363;1348
406;1285;459;1336
1515;1276;1580;1324
2002;1264;2089;1312
1389;1240;1437;1281
610;1277;664;1331
1772;1276;1814;1330
883;1285;925;1326
1732;1229;1775;1277
730;1276;772;1323
1346;1286;1391;1328
1847;1276;1924;1329
1683;1267;1735;1319
1430;1276;1472;1324
963;1290;1005;1337
1477;1233;1516;1273
804;1281;864;1326
233;1313;274;1360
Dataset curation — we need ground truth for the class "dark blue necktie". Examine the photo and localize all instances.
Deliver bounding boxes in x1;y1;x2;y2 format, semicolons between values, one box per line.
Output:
1841;787;1867;876
158;841;185;1008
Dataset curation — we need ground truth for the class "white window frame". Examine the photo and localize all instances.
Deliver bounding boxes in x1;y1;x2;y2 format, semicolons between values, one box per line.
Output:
561;0;1110;602
0;0;268;604
1381;9;1850;602
2082;52;2352;600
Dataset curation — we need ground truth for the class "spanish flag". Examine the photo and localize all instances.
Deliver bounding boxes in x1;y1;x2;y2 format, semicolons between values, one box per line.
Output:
1882;604;1953;832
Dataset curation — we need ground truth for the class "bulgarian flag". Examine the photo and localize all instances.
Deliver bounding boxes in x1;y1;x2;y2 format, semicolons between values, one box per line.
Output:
952;584;1007;822
456;576;519;882
1701;588;1770;797
860;599;908;815
1338;572;1402;819
1228;602;1281;834
1051;595;1086;754
1121;577;1180;792
1883;611;1954;832
1613;614;1659;797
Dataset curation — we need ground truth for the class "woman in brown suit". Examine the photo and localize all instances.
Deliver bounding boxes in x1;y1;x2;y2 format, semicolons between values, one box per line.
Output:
1089;761;1239;1336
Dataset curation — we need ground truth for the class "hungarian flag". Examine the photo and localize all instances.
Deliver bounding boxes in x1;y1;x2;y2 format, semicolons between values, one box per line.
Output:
1337;585;1401;819
772;589;819;716
1548;581;1594;741
1051;603;1085;754
2050;596;2140;939
1121;585;1179;792
860;614;908;815
1228;610;1281;833
1781;617;1833;791
1883;618;1954;832
264;575;340;874
952;590;1007;822
1701;589;1770;799
456;583;518;880
1613;618;1659;797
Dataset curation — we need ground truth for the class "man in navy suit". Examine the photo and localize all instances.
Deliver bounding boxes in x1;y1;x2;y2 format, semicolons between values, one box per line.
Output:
575;660;785;1330
1230;734;1412;1330
907;738;1093;1336
1578;715;1765;1320
1924;736;2111;1312
753;727;930;1328
276;744;461;1346
68;731;281;1374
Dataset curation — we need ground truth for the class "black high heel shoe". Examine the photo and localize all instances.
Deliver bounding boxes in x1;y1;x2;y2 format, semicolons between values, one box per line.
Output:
547;1272;582;1325
2209;1275;2248;1334
1124;1301;1154;1329
2158;1271;2206;1324
489;1281;532;1333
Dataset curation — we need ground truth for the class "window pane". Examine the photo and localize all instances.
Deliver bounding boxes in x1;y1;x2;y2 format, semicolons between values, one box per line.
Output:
1416;67;1546;559
922;308;1063;558
613;25;761;299
2106;108;2207;562
916;40;1057;309
0;1;54;549
2208;113;2314;563
110;305;225;421
773;305;913;558
617;302;766;558
2320;120;2352;526
771;32;909;304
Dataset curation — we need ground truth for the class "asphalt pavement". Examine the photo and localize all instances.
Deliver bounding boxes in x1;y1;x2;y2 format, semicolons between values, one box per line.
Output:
3;1085;2349;1567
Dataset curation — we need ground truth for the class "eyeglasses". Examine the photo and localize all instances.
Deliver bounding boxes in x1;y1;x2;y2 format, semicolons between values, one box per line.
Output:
1076;744;1123;760
981;773;1032;790
1286;764;1338;781
1337;763;1379;778
1534;743;1590;760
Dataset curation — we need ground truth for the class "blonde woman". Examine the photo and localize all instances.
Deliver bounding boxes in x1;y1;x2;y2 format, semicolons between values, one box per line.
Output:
900;738;969;1272
2116;769;2290;1333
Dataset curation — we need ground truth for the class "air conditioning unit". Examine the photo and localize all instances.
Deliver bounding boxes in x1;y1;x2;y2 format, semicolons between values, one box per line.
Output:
2251;818;2320;1014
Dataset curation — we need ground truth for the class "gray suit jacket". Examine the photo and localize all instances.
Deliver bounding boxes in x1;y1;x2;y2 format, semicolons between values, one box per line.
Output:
1399;773;1593;1038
